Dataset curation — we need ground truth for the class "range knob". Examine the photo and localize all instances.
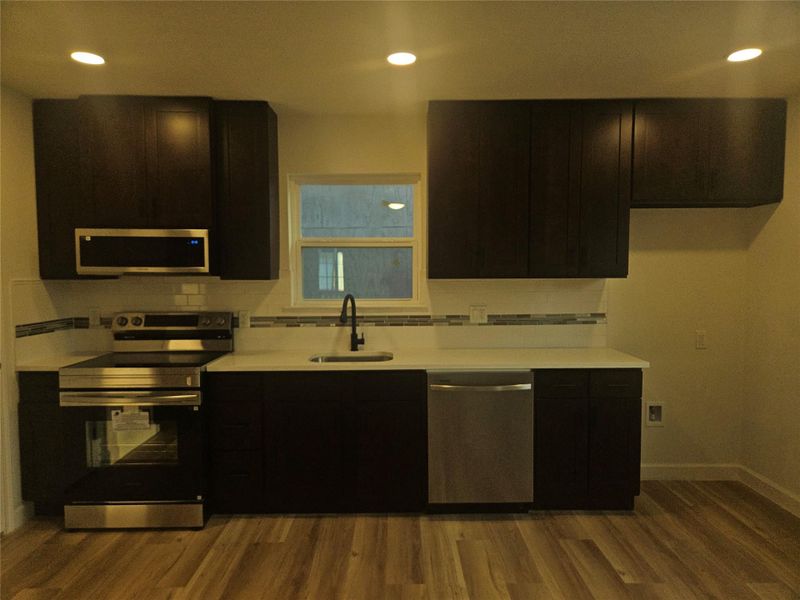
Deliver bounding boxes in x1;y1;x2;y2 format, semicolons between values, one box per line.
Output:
116;316;128;327
131;316;143;326
200;317;212;327
215;316;227;326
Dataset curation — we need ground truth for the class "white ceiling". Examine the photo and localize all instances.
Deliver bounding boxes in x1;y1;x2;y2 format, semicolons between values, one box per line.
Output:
2;1;799;116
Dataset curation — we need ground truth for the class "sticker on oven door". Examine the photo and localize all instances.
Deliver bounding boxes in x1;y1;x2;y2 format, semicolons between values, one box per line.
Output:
111;406;151;431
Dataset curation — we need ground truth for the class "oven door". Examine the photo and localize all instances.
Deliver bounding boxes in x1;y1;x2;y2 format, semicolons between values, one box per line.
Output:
59;391;203;503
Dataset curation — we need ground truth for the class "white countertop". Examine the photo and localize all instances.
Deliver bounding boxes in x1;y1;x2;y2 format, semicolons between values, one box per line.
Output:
15;353;104;372
206;347;649;372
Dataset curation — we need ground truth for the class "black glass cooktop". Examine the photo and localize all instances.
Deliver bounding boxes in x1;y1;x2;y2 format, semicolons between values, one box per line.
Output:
65;352;227;369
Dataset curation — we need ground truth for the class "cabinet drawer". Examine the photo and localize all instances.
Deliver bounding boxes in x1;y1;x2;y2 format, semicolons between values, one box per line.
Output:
210;450;263;513
534;370;589;398
206;373;262;396
209;401;262;450
590;370;642;398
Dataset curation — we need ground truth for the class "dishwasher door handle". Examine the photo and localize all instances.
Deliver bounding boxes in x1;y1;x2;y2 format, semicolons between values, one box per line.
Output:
428;383;532;393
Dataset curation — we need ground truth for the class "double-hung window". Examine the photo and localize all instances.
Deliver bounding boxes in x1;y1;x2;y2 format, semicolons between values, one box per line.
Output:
290;174;421;306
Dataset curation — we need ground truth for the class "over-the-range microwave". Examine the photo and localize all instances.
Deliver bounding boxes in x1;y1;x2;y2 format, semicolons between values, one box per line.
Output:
75;228;210;275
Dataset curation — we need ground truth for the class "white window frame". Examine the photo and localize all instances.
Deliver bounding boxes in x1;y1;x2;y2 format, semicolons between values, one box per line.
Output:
288;173;423;309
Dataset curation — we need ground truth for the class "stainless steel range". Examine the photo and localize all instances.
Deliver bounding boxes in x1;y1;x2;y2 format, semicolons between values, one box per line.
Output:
58;311;233;529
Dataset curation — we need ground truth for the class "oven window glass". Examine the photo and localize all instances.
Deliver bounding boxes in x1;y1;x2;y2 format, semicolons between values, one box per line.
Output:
85;408;178;467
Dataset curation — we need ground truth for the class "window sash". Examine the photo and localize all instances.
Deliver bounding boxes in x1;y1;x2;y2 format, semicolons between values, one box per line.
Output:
289;175;422;308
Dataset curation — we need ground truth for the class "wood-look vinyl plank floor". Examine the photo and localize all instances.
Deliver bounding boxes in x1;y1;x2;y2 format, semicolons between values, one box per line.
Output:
2;481;799;600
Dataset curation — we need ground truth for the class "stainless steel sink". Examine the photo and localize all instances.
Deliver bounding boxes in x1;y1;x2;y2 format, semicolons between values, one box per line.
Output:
308;351;394;363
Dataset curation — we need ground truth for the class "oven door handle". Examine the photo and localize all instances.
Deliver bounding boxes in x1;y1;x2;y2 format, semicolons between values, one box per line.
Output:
59;391;201;407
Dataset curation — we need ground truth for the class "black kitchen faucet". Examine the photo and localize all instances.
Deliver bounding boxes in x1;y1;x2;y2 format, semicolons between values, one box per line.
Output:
340;294;365;351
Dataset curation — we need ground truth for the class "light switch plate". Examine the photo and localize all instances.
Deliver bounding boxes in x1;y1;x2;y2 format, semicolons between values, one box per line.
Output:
469;305;488;324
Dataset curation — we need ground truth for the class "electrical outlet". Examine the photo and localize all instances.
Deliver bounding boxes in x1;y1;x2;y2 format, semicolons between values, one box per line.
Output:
469;305;488;324
238;310;251;329
88;307;101;328
646;402;665;427
695;329;707;350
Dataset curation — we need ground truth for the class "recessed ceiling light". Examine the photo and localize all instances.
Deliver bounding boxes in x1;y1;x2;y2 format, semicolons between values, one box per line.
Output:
387;52;416;66
384;201;406;210
70;51;105;65
727;48;762;62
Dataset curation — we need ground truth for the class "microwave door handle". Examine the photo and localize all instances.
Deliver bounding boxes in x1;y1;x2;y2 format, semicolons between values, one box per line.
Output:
59;392;201;407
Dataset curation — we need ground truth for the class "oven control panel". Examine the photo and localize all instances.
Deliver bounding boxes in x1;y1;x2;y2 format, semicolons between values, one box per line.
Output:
112;312;233;332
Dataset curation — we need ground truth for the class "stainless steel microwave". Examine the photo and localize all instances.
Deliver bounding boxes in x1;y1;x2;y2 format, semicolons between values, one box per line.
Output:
75;228;210;275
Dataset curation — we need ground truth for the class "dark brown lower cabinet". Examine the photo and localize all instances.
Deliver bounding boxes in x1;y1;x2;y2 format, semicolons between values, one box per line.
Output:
534;369;642;510
17;373;64;514
353;372;427;512
205;373;264;513
205;370;427;514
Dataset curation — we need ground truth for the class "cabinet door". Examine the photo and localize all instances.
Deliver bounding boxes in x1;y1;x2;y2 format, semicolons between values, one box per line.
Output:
210;451;263;513
263;372;351;512
18;373;64;509
353;372;427;512
632;100;711;206
146;97;213;228
534;370;589;509
33;100;88;279
587;395;641;509
529;102;580;277
428;101;481;278
478;101;530;277
428;101;529;278
708;99;786;205
213;101;279;279
78;96;150;228
577;101;632;278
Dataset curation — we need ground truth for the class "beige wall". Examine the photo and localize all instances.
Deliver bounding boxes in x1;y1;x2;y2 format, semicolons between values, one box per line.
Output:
1;85;40;532
741;96;800;497
607;211;750;467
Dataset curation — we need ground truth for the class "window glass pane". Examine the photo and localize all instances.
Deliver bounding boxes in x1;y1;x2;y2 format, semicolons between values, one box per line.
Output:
301;184;413;238
302;247;412;299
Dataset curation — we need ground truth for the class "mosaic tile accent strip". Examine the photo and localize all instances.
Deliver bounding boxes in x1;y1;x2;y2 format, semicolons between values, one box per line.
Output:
249;313;606;328
18;312;606;337
15;318;76;338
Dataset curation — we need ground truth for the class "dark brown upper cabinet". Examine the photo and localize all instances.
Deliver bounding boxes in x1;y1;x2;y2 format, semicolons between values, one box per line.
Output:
529;101;632;278
429;99;631;279
632;98;787;207
577;101;632;278
428;101;530;278
78;96;213;228
33;99;87;279
33;95;279;280
212;101;279;280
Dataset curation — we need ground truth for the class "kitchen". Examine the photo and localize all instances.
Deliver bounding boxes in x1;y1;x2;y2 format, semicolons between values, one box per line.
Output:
1;1;799;599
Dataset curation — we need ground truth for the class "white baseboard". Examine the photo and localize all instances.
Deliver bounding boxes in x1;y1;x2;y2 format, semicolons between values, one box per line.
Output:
641;462;800;518
737;465;800;518
9;502;31;534
641;463;742;481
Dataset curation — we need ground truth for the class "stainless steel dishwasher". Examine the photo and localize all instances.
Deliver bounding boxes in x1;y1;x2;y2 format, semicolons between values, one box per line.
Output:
427;371;534;505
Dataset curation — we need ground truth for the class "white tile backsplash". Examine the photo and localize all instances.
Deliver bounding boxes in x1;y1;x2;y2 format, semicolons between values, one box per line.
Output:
12;275;608;352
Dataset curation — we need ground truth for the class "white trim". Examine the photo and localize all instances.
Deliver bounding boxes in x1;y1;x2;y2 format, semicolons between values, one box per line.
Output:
640;463;742;481
738;465;800;518
641;463;800;518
